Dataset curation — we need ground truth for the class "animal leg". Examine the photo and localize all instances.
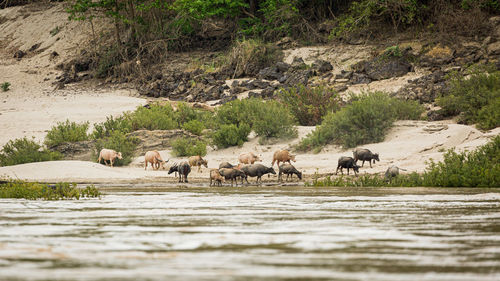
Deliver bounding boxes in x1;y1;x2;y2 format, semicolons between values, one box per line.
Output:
144;161;148;170
369;160;372;168
361;160;365;167
110;159;114;167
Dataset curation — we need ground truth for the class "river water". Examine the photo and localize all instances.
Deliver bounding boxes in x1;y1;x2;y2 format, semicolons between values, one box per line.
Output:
1;186;499;281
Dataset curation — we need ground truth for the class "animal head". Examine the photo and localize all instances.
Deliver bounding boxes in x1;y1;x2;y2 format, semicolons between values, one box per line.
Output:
202;159;208;168
157;158;169;169
374;153;380;162
268;167;276;175
297;171;303;180
117;152;123;159
290;154;296;162
168;163;178;174
353;164;360;173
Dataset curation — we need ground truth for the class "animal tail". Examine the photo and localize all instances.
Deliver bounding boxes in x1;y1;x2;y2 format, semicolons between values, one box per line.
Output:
399;167;408;171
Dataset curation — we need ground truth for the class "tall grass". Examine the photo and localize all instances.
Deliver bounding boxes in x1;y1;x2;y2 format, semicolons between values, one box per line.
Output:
297;92;423;151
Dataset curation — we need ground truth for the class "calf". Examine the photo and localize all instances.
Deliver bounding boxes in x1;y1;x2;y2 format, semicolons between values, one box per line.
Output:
240;164;276;184
144;150;168;170
336;156;360;175
238;152;261;165
385;165;407;182
272;150;296;167
209;169;225;186
97;148;122;167
188;155;208;173
278;163;302;182
219;168;247;187
353;148;379;168
168;161;191;183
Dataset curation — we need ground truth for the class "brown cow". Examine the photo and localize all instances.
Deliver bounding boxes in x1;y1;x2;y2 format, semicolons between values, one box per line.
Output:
97;148;122;167
238;152;261;165
271;150;296;167
209;169;225;186
144;150;168;170
188;155;208;172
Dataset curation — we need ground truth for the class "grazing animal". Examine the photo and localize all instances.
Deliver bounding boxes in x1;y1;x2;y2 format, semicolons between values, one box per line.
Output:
272;150;296;167
97;149;122;167
278;163;302;182
336;156;360;175
385;166;407;182
219;162;235;169
219;168;247;186
240;164;276;184
238;152;261;165
353;148;380;168
168;161;191;183
144;150;168;170
188;155;208;172
209;169;225;186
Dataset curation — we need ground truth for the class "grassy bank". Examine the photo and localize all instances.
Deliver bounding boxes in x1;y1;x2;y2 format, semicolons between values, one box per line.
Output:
0;181;101;200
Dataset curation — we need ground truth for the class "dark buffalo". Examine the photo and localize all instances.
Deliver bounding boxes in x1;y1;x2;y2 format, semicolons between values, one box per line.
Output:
385;165;407;182
168;161;191;183
219;168;247;186
353;148;379;168
336;156;360;175
219;162;235;169
278;163;302;182
240;164;276;184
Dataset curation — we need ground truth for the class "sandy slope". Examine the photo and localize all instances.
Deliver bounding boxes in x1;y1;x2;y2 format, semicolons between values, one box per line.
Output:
0;3;498;184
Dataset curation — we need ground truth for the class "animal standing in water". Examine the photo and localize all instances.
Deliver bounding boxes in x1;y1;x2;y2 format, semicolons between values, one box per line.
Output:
168;162;191;183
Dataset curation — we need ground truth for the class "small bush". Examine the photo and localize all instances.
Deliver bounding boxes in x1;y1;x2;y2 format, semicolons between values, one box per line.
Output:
1;82;10;92
297;92;423;151
437;69;500;130
182;120;205;135
0;181;101;200
129;104;177;131
312;135;500;187
0;137;62;167
93;131;138;166
278;84;340;126
211;123;251;149
44;120;89;148
171;138;207;157
252;100;298;140
91;115;132;140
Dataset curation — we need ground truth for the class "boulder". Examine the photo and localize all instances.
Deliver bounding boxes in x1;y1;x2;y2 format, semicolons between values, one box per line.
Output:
312;59;333;73
49;140;95;161
487;42;500;55
364;57;412;80
421;45;454;67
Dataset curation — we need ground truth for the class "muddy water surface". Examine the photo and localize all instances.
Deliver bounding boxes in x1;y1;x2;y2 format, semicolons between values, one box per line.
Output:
1;186;499;281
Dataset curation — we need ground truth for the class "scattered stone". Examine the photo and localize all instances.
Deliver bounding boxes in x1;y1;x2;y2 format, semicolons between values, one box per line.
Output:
29;43;41;52
335;70;353;80
421;45;454;67
487;41;500;55
49;51;59;60
312;59;333;73
13;50;26;59
350;73;371;84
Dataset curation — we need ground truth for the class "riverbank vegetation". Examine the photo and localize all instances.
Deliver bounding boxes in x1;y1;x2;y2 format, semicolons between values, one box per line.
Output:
312;135;500;187
296;92;423;152
0;180;101;200
437;66;500;130
0;137;62;167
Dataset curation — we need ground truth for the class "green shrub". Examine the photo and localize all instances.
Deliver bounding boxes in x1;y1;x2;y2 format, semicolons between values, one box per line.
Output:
0;137;62;167
211;123;251;148
1;82;10;92
278;84;340;126
252;100;297;140
129;104;177;131
182;120;205;135
171;138;207;157
44;120;89;148
297;92;423;151
91;115;132;140
0;181;101;200
437;69;500;130
312;135;500;187
93;131;138;166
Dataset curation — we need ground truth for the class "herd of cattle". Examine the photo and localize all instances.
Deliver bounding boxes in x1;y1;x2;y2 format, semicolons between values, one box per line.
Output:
98;148;404;185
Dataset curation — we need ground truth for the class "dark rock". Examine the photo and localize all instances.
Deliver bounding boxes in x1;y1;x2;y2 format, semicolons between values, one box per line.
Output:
420;45;454;67
312;59;333;73
393;71;447;103
258;66;283;80
49;51;59;60
13;50;26;59
350;73;371;84
335;70;353;79
276;62;290;72
29;43;41;52
291;57;306;68
427;109;446;121
363;57;412;80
